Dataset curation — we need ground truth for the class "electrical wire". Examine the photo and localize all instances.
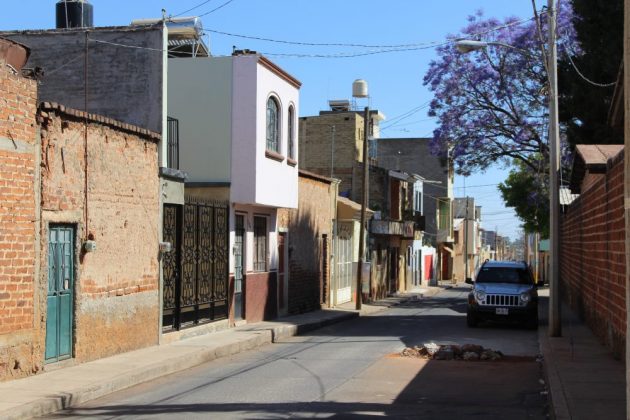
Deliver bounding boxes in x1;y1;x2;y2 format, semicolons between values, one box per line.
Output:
61;13;540;61
206;13;540;50
172;0;215;18
197;0;237;18
561;44;616;88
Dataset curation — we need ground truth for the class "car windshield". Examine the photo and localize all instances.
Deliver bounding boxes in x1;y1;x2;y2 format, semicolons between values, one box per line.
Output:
476;267;532;284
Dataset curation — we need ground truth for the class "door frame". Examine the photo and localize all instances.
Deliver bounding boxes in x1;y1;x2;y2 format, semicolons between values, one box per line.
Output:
277;230;289;316
233;212;246;321
45;223;76;364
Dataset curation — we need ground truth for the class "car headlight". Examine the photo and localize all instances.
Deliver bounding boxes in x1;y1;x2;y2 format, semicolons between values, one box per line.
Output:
474;290;486;302
520;292;531;303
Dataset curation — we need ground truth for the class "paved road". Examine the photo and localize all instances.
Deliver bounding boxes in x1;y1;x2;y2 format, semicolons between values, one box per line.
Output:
51;287;547;419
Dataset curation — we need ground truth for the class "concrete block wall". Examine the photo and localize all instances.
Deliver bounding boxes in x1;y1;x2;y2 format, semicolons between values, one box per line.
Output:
298;113;363;196
560;149;626;359
0;60;39;380
39;104;161;364
3;27;165;133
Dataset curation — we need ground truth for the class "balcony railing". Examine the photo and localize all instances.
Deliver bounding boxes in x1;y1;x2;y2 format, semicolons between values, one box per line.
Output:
167;117;180;170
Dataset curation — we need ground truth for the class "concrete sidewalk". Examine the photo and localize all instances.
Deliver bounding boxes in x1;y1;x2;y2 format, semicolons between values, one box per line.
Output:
0;286;444;420
538;288;625;420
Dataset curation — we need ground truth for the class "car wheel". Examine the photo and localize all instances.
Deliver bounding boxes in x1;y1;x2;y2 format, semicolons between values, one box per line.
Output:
467;311;478;328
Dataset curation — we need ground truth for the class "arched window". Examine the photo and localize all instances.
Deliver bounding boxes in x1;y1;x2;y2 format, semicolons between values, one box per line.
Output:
287;105;295;160
266;97;280;153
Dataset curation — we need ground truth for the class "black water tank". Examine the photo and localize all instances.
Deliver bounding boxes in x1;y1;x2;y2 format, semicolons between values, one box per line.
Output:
56;0;93;29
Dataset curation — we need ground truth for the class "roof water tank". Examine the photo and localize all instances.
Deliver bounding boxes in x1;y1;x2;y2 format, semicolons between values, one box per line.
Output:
352;79;368;98
56;0;93;29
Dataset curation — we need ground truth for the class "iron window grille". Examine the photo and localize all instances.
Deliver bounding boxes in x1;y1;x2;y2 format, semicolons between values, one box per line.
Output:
167;117;180;170
266;97;280;153
253;216;268;271
287;105;295;159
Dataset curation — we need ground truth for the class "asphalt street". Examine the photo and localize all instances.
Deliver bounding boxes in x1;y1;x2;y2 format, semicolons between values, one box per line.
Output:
49;286;547;419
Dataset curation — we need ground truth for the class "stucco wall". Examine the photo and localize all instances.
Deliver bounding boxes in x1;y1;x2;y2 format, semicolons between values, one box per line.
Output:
40;106;160;364
254;59;299;209
169;58;232;183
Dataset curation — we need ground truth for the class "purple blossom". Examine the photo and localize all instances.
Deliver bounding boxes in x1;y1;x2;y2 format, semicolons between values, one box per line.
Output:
424;4;577;175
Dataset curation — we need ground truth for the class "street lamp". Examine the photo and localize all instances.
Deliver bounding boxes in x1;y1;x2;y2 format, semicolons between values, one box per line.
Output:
454;0;561;337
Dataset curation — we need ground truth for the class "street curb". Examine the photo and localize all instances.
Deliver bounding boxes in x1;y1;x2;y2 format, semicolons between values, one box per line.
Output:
1;312;358;420
3;330;273;420
270;312;359;342
538;324;571;420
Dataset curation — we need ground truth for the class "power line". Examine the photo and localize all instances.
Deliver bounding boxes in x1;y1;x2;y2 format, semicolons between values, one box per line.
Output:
197;0;237;18
561;43;616;88
172;0;215;18
205;29;449;49
206;13;539;51
61;13;539;62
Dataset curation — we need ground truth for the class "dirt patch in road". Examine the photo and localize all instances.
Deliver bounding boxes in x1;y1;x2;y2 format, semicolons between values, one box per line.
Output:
396;343;538;362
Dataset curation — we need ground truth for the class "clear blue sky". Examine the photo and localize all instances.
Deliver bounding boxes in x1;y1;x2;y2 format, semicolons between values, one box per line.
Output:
0;0;538;240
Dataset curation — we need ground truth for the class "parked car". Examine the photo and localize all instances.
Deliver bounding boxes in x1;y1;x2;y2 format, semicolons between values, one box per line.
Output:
465;260;538;329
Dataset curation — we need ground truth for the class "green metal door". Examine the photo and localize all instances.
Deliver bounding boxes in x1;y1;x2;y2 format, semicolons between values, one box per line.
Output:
45;226;74;363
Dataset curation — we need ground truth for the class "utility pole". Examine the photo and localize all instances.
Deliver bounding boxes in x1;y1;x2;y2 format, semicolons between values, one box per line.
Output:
464;197;469;280
356;106;369;310
495;226;498;261
622;0;630;413
330;125;336;178
548;0;562;337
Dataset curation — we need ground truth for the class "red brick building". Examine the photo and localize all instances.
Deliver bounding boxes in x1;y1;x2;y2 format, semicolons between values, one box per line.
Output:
562;145;626;358
0;39;39;380
0;38;161;380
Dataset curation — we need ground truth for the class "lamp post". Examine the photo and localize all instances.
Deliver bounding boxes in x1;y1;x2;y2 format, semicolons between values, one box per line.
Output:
455;0;561;336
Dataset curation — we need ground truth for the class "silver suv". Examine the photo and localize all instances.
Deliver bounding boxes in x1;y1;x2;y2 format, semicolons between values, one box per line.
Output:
465;261;538;329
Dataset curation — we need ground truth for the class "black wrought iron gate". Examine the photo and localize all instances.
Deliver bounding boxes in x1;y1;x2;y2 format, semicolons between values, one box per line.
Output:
162;198;229;332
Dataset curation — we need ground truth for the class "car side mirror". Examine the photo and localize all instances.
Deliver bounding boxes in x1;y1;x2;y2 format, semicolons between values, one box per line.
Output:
465;277;473;285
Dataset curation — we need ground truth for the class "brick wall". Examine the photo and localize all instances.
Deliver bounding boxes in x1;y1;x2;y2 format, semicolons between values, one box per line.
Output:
560;149;626;359
0;59;38;380
39;103;160;363
284;172;334;314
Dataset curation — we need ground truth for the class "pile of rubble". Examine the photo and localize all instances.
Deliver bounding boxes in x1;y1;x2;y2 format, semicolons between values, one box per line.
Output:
400;343;503;361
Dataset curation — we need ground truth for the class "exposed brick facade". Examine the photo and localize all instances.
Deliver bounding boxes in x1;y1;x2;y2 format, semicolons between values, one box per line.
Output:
560;149;626;359
0;59;38;380
278;171;335;314
38;104;160;364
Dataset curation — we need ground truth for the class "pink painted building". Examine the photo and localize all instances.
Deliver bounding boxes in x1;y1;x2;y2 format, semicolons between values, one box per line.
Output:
169;50;300;324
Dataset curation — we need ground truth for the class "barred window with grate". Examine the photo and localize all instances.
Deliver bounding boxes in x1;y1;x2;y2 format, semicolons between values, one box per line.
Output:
287;105;295;159
266;97;280;153
253;216;268;272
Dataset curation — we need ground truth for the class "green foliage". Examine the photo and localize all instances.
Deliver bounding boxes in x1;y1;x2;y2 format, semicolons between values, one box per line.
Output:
498;162;549;238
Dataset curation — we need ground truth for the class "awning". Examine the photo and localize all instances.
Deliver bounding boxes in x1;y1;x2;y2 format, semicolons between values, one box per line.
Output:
337;196;373;220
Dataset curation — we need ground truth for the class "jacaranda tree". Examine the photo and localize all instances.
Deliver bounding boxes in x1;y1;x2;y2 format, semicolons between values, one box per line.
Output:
423;5;577;235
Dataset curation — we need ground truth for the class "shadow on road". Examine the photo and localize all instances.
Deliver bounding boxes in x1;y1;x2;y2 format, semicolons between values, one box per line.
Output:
53;288;547;419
